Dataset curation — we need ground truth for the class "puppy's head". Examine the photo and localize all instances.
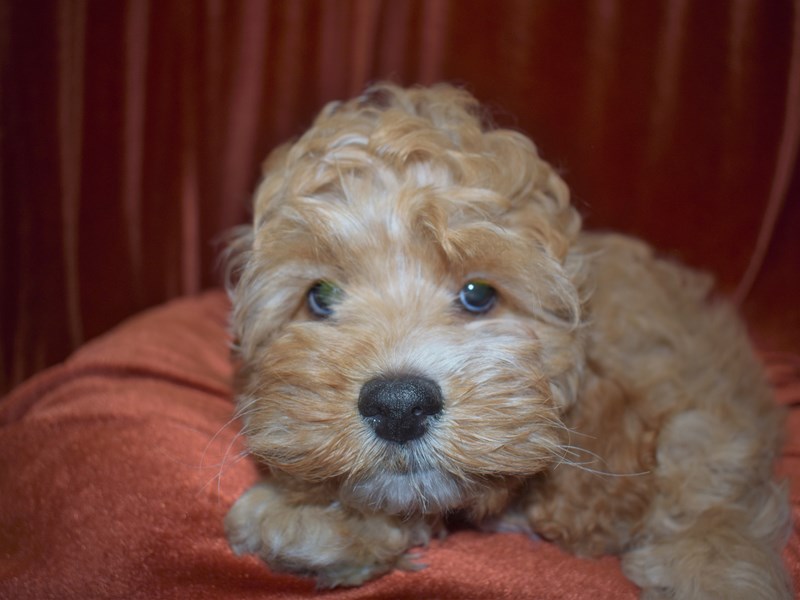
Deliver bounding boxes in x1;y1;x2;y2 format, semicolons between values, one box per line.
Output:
228;83;587;516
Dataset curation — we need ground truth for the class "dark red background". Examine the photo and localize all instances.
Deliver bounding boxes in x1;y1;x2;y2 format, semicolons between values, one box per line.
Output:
2;0;799;393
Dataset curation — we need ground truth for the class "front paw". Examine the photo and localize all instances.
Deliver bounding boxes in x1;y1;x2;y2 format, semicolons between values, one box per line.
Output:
226;483;274;557
225;481;430;587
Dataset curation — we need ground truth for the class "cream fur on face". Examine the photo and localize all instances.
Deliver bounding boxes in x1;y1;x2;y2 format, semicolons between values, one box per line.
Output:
224;83;791;598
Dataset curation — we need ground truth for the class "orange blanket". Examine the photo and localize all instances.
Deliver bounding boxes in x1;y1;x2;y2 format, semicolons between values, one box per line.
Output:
1;291;798;599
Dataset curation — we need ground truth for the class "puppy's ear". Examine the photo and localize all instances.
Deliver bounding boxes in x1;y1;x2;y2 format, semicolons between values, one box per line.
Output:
220;224;253;297
251;142;293;225
525;169;582;262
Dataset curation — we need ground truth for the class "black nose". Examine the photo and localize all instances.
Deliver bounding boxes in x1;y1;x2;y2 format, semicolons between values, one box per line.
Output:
358;375;443;443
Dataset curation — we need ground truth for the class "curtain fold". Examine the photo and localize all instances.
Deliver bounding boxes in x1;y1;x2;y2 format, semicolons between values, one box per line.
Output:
2;0;798;392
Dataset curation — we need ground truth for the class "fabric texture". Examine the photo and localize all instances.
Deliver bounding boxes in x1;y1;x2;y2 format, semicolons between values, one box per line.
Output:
1;290;799;599
2;1;799;597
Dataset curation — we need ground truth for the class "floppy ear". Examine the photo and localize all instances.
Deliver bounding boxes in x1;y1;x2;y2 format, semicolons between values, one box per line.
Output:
221;137;292;297
515;167;582;262
252;142;293;226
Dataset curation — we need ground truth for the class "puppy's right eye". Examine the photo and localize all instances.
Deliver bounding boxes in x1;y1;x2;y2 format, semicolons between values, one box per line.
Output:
307;281;342;318
458;280;497;314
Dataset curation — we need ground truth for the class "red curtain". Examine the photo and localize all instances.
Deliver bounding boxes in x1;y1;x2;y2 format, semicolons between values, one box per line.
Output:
2;0;799;392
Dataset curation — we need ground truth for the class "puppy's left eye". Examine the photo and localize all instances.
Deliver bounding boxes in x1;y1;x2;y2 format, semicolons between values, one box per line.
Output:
307;281;342;318
458;280;497;314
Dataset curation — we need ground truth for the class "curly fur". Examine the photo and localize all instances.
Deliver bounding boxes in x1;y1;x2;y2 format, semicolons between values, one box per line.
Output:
224;83;791;598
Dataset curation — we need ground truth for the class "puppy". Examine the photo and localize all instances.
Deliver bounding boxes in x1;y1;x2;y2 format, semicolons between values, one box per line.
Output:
224;83;791;598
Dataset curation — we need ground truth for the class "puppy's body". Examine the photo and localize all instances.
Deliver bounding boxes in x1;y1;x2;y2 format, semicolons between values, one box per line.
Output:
225;84;790;598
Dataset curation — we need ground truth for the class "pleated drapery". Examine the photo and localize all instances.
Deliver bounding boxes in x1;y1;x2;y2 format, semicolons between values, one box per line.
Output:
2;0;799;392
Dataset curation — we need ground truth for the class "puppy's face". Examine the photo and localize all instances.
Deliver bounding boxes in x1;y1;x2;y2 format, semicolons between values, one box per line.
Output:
230;85;586;515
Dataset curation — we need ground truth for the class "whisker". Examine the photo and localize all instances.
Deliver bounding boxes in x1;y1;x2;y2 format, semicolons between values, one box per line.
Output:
549;442;651;477
197;449;250;501
200;412;247;471
557;458;651;478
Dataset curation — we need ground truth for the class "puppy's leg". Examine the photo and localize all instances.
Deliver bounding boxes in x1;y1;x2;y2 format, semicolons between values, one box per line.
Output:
622;411;791;600
225;479;431;588
623;507;790;599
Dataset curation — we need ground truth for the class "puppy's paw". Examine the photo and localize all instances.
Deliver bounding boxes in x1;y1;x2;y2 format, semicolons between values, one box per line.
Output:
314;562;392;589
226;484;273;557
225;480;431;587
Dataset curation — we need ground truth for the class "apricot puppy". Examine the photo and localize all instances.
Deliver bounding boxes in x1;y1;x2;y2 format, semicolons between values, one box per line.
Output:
224;83;791;598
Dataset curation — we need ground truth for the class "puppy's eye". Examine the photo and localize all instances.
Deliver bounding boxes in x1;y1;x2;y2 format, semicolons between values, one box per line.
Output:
458;280;497;314
307;281;342;318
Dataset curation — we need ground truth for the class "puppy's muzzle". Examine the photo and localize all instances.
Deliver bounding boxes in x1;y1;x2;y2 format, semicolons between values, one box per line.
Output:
358;375;443;444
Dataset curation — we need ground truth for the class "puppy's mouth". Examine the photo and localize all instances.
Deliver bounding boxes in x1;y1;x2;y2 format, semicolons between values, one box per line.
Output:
339;467;465;515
